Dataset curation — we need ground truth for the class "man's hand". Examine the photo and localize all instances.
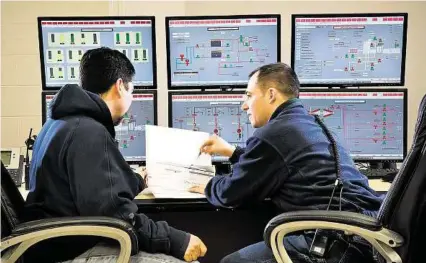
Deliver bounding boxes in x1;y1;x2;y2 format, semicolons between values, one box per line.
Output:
135;167;148;186
188;184;206;195
184;235;207;262
200;135;236;157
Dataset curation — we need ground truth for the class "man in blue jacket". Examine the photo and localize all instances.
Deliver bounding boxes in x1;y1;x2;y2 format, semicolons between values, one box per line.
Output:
191;63;383;263
24;47;206;263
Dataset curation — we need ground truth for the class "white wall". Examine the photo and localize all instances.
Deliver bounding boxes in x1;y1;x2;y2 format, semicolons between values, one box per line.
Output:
1;1;111;148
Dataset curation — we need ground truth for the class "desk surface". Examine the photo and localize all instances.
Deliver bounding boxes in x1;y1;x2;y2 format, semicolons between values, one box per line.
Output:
368;179;392;192
128;179;393;199
19;179;391;201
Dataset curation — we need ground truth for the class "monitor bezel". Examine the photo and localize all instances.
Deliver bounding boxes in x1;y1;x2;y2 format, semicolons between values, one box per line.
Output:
37;16;158;91
292;13;408;88
165;14;281;90
299;88;408;162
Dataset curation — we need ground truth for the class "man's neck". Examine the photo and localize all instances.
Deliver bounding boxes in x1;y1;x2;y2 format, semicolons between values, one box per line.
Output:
99;93;117;122
271;96;290;113
268;97;296;121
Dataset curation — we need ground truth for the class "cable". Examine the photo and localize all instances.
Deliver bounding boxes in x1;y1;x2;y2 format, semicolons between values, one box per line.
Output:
315;115;341;184
326;179;340;210
314;115;343;210
309;115;344;257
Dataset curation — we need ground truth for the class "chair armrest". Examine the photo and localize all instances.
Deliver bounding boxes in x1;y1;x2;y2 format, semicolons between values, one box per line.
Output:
1;217;138;263
264;210;381;246
264;211;403;263
13;216;137;239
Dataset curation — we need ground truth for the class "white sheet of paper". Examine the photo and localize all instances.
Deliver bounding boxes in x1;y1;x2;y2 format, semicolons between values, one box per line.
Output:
145;125;214;198
146;125;211;166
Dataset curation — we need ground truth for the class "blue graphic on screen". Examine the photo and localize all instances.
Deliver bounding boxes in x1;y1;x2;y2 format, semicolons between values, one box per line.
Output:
115;94;155;162
169;18;278;86
294;16;405;85
299;91;405;160
40;19;154;88
171;93;255;161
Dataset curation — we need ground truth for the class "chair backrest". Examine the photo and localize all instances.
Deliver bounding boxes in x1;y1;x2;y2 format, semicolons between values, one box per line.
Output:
377;94;426;263
1;161;25;238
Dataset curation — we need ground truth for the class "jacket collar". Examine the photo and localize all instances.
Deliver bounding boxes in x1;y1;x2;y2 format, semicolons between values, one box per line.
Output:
269;98;301;121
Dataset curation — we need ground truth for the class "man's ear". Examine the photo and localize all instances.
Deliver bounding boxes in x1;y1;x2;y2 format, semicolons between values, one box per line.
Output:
114;78;124;97
268;88;277;104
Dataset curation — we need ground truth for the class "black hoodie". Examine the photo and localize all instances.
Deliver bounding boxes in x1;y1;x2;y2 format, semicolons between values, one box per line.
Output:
23;84;190;260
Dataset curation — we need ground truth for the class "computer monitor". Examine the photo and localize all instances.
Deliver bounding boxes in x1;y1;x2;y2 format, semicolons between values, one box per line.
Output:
299;89;407;163
115;90;157;163
166;14;281;89
42;90;157;163
38;16;157;90
292;13;408;87
42;91;57;124
169;91;255;162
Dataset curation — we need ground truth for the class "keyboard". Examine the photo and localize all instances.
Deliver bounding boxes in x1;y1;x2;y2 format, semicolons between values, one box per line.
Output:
8;168;23;186
360;168;399;180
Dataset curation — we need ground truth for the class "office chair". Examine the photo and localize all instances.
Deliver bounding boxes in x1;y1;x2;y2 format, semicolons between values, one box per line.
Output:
1;162;139;263
264;94;426;263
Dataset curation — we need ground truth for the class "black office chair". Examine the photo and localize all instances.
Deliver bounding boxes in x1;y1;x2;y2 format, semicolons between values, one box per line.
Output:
1;162;139;262
264;94;426;263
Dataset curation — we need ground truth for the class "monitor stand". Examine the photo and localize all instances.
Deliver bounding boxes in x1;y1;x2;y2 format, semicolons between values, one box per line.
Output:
366;161;398;182
369;161;397;170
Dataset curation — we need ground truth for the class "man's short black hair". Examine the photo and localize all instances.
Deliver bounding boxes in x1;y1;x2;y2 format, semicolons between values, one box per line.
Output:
79;47;135;94
249;63;300;98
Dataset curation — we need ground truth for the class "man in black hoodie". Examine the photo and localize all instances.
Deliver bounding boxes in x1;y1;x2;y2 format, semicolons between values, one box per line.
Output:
24;47;206;262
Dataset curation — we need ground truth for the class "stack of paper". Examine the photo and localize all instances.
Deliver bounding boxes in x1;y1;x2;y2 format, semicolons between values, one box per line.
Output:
145;125;215;198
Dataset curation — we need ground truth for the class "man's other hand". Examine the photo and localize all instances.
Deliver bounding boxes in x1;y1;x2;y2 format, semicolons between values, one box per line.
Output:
135;167;148;186
200;135;236;157
188;184;206;195
184;234;207;262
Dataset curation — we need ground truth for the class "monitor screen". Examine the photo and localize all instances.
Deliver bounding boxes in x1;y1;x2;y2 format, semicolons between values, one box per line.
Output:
166;15;280;89
1;151;12;166
38;16;156;90
292;13;407;87
42;92;56;124
299;89;407;161
115;91;157;162
169;91;255;162
42;90;157;163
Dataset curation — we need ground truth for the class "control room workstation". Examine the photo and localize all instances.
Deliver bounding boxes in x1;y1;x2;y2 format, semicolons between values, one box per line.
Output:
11;12;408;201
1;9;413;263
